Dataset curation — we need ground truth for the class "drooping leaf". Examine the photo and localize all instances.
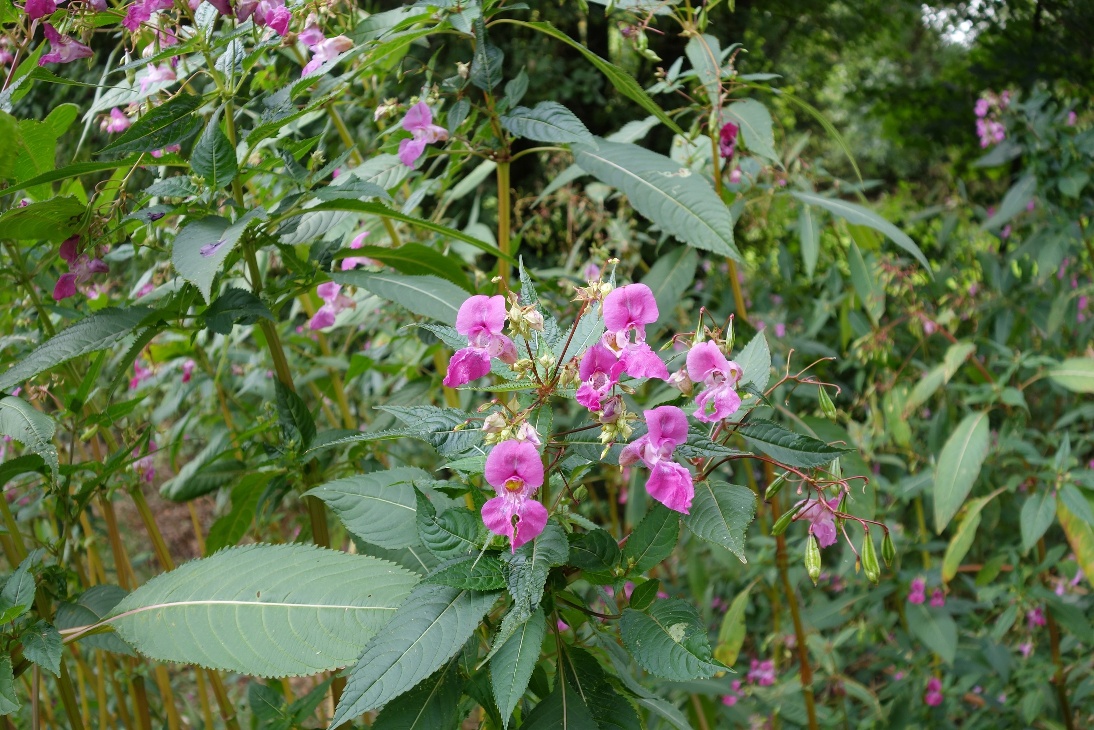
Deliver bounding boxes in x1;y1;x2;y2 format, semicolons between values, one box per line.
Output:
333;271;468;327
0;196;85;241
714;586;751;667
306;467;429;550
683;481;755;562
330;585;499;725
21;620;62;677
737;419;851;469
641;246;698;332
491;606;546;727
108;544;418;677
562;647;642;730
620;600;727;680
0;396;58;482
10;156;146;190
0;307;152;392
380;405;480;457
933;411;990;533
622;504;679;575
685;34;722;107
500;101;595;145
574;140;739;260
341;243;473;292
171;208;267;302
848;240;885;324
99;94;203;154
942;493;994;583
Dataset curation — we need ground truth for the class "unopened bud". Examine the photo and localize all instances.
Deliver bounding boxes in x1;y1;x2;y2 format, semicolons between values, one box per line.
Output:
457;61;470;79
667;368;693;395
525;308;544;332
765;471;788;500
599;396;625;425
862;531;881;584
805;535;822;585
482;412;506;433
882;532;895;567
771;501;803;536
818;387;837;420
515;422;541;447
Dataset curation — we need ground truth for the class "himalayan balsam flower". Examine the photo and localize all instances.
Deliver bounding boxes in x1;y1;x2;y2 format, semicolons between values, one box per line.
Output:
1026;607;1046;630
747;659;775;687
686;340;742;423
398;101;449;168
794;495;841;548
924;677;943;707
134;441;157;483
443;295;517;388
309;282;354;330
929;588;946;607
130;359;154;390
576;342;625;412
139;63;176;93
907;577;926;604
602;283;668;380
301;32;353;77
181;359;195;383
24;0;56;21
39;24;93;65
122;0;172;32
481;440;547;551
101;108;131;134
719;120;739;159
619;406;694;513
53;235;109;301
1019;641;1033;658
341;231;377;271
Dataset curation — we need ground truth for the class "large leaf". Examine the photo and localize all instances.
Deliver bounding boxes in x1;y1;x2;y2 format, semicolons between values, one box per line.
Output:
1020;490;1056;552
0;396;58;482
789;191;930;272
683;481;755;562
500;101;595;145
519;676;598;730
906;604;957;665
941;493;995;583
10;156;146;190
305;467;430;550
981;175;1035;231
641;246;698;332
1059;496;1094;589
573;140;739;260
190;112;238;190
714;586;751;667
724;99;778;163
333;272;468;326
1047;358;1094;393
620;600;726;680
735;331;771;394
0;306;152;392
491;606;546;727
737;419;850;469
106;544;418;677
99;94;203;154
343;243;473;292
622;504;679;575
0;196;85;241
330;585;499;725
415;489;487;560
172;208;266;302
685;34;722;107
933;411;990;533
371;663;462;730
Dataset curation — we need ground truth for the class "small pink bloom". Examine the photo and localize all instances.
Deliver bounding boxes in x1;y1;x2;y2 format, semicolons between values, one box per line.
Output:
907;577;926;605
924;677;943;706
929;589;946;607
719;121;739;159
309;281;355;330
747;659;775;687
340;231;377;270
443;295;517;387
299;19;325;47
620;406;693;513
133;440;157;483
101;108;131;134
398;101;449;167
150;144;181;158
1067;110;1077;126
728;168;742;184
24;0;56;21
576;342;625;411
1019;642;1033;658
139;63;176;93
686;340;742;423
301;35;352;76
181;359;195;383
59;235;79;265
130;359;154;390
481;440;547;551
1026;607;1046;630
974;98;990;118
54;237;109;301
39;24;94;65
794;495;841;548
583;262;601;281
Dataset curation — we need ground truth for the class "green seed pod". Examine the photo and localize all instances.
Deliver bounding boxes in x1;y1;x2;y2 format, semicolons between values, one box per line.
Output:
818;387;837;419
771;501;803;536
765;471;789;500
882;532;896;567
862;531;881;584
805;535;822;585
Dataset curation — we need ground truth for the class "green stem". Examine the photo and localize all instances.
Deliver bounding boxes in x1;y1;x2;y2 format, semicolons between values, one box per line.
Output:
496;160;511;291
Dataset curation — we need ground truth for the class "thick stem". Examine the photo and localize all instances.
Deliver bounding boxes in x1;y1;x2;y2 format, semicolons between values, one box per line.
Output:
496;161;512;291
1037;538;1074;729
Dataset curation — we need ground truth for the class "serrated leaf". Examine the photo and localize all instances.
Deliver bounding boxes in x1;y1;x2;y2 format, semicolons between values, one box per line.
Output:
641;246;698;332
0;656;18;714
22;620;62;677
371;662;462;730
683;481;755;562
470;17;503;91
424;555;507;591
172;208;267;302
275;380;316;451
202;287;275;335
190;112;238;189
108;544;418;677
620;600;726;680
501;101;595;145
0;195;85;241
933;411;990;533
0;306;152;392
724;99;778;163
342;243;473;292
735;331;770;394
159;431;234;501
1059;496;1094;589
100;94;203;154
491;606;546;727
204;473;270;554
504;521;568;623
55;585;134;656
1047;358;1094;393
334;271;468;327
381;405;480;457
685;34;722;107
622;504;679;575
737;419;850;469
574;140;739;260
306;468;429;550
568;529;620;584
415;488;486;560
330;585;499;725
519;674;598;730
562;647;642;730
0;395;58;483
0;556;36;619
789;191;930;272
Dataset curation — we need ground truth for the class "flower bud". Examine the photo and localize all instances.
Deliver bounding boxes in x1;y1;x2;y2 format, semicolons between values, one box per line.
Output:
771;501;803;536
818;387;837;420
805;535;822;585
482;412;506;433
598;395;625;424
525;308;544;332
667;368;693;395
515;422;541;447
457;61;470;79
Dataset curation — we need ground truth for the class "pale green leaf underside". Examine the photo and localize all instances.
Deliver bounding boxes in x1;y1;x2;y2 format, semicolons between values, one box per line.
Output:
333;271;468;327
0;395;58;482
107;544;419;677
500;101;595;145
305;467;430;550
1048;357;1094;393
933;411;990;533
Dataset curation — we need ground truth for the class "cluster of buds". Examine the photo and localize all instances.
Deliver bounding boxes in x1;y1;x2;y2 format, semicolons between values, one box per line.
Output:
480;409;541;447
597;395;634;445
506;295;546;337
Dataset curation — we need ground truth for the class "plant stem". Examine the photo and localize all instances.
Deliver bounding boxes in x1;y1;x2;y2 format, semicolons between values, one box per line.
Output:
1037;538;1074;729
496;160;512;290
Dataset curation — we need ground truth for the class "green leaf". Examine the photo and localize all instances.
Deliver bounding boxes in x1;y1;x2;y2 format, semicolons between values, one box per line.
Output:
470;16;503;91
981;175;1035;231
380;405;480;457
330;585;499;725
0;111;19;180
504;521;568;622
1020;490;1056;551
641;246;698;332
159;431;235;501
933;411;990;533
685;34;722;107
714;586;751;667
1060;484;1094;526
190;111;238;190
202;287;275;335
275;380;316;451
172;208;267;303
848;240;885;324
0;306;152;392
99;94;204;154
683;481;755;562
500;101;595;145
204;473;269;554
620;599;726;680
622;504;679;575
628;578;660;611
517;21;684;136
735;331;771;395
22;620;62;677
491;606;546;727
563;646;642;730
54;585;134;656
423;555;508;591
10;156;146;190
415;488;486;560
573;140;739;260
1058;496;1094;589
942;493;994;583
343;243;473;292
724;99;778;163
798;204;821;278
519;675;599;730
789;191;930;272
737;419;851;469
906;603;957;665
0;656;18;714
306;467;429;550
0;196;85;241
1;554;36;621
905;342;975;415
371;663;462;730
0;396;58;483
333;271;468;327
567;529;620;584
1047;358;1094;393
108;544;419;677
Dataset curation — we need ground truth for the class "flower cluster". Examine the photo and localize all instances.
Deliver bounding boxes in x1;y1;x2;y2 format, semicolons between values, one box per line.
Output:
398;102;449;168
443;295;518;388
974;90;1010;148
620;406;694;513
54;236;108;301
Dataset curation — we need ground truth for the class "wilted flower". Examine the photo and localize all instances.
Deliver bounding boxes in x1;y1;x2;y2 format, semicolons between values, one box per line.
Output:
39;24;93;65
443;295;518;387
619;406;693;513
398;101;449;168
794;495;841;548
481;440;547;551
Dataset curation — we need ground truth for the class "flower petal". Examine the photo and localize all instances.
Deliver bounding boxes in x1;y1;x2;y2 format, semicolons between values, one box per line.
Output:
484;440;544;492
442;347;491;388
646;460;694;514
603;283;658;334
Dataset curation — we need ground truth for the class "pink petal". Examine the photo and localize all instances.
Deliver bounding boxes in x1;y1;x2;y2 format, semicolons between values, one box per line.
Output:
59;235;79;265
643;406;689;448
455;294;507;339
693;383;742;423
24;0;56;22
482;496;516;539
575;383;604;411
401;101;433;134
442;347;491;387
646;460;693;514
603;283;658;334
398;136;427;167
618;437;648;467
309;304;336;330
52;273;78;301
316;281;341;303
484;440;544;492
265;5;290;35
686;340;731;384
511;499;548;550
620;342;668;380
578;342;621;381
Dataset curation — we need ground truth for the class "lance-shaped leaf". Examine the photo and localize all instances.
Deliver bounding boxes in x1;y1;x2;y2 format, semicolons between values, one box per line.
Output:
99;94;203;154
683;481;756;562
622;504;679;575
491;606;546;727
190;109;238;190
519;675;598;730
1047;357;1094;393
333;271;468;327
339;243;473;292
933;411;990;533
735;331;771;394
501;101;595;145
724;99;779;163
0;196;86;241
573;140;739;260
799;204;821;278
737;418;851;469
330;585;500;725
106;544;418;677
0;307;152;392
504;521;568;623
371;662;463;730
621;599;727;680
306;467;430;550
0;396;58;482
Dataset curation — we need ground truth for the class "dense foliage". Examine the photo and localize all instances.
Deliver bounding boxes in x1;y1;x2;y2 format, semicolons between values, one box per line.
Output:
0;1;1091;729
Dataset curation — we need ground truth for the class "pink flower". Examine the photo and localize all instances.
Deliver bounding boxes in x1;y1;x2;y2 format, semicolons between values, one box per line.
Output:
481;440;548;551
728;168;742;184
583;262;601;281
907;577;926;604
929;589;946;607
398;101;449;168
122;0;172;32
1019;642;1033;658
619;406;693;513
443;295;517;387
181;359;195;383
129;359;154;390
1067;110;1077;126
301;35;353;77
133;440;157;483
24;0;56;21
149;144;180;158
138;63;176;93
747;659;775;687
686;340;742;423
602;283;668;380
924;677;943;706
265;4;291;35
101;108;131;134
974;98;990;118
340;231;377;270
1026;607;1046;630
39;24;93;65
309;281;355;329
54;236;109;301
794;495;841;548
576;342;625;411
299;19;325;47
719;121;739;159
